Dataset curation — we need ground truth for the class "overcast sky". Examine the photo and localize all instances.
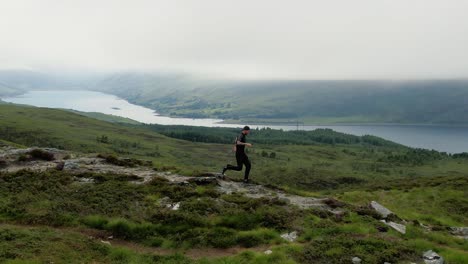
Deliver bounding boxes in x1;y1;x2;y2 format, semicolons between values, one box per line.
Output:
1;0;467;79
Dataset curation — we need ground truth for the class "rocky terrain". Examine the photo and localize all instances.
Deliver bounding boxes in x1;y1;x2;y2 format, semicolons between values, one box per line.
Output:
0;146;465;263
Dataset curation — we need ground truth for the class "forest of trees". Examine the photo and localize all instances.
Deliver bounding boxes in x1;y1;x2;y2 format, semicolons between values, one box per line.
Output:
142;125;402;147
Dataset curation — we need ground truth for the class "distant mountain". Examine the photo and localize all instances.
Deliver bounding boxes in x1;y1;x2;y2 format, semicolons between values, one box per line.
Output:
2;70;468;124
0;70;100;96
91;73;468;124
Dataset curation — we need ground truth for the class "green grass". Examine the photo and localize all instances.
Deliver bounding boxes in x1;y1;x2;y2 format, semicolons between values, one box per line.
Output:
0;104;467;263
68;110;141;125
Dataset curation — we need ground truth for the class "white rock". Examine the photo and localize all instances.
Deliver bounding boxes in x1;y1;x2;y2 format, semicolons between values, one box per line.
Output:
370;201;394;218
386;221;406;234
264;250;273;255
423;250;444;264
171;202;180;211
280;231;298;242
352;256;362;264
100;240;111;245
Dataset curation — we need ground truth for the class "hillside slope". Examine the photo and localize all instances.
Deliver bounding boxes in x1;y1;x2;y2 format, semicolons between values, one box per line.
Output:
0;146;467;263
0;105;467;262
1;103;468;190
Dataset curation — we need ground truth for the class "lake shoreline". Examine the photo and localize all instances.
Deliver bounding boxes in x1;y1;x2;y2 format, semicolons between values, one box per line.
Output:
3;90;468;153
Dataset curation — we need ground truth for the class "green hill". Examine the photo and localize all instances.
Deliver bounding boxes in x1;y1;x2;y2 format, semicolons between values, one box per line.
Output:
0;104;467;263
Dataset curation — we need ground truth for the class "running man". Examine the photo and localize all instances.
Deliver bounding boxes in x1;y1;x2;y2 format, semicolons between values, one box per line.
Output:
222;126;252;183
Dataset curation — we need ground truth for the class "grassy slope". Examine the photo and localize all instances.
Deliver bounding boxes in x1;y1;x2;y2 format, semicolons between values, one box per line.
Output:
67;109;141;125
1;104;467;191
0;104;467;263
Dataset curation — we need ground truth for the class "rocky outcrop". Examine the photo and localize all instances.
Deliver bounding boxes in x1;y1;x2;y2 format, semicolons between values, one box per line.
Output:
369;201;407;234
0;147;345;214
216;180;339;212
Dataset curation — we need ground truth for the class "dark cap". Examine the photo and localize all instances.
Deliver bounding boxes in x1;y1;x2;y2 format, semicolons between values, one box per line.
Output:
243;126;250;131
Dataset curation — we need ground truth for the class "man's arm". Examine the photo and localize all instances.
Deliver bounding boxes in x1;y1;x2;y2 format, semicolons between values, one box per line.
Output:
237;141;252;147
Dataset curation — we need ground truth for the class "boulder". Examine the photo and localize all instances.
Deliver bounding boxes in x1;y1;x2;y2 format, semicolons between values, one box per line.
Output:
370;201;394;218
264;250;273;255
352;257;362;264
423;250;444;264
280;231;298;242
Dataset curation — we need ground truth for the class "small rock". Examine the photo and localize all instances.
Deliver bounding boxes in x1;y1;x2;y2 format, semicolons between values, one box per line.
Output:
159;197;172;207
280;231;298;242
376;225;389;232
55;161;65;171
171;202;180;211
370;201;394;218
381;220;406;234
384;262;391;264
423;250;444;264
264;250;273;255
100;240;111;246
352;256;362;264
63;160;80;170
